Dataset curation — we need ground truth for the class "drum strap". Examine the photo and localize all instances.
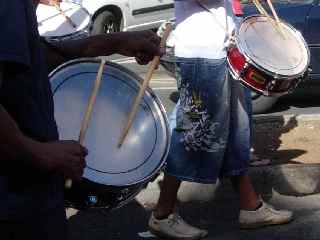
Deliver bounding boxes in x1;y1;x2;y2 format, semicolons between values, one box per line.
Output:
196;0;232;50
196;0;228;33
40;37;71;60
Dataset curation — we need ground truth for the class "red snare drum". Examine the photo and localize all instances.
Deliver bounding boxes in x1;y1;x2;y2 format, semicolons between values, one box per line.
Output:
227;15;310;97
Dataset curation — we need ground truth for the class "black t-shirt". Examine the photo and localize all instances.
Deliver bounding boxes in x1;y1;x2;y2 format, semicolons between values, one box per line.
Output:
0;0;64;219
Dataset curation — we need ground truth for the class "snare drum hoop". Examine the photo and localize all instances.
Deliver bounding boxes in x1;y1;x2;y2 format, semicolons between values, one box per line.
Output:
235;15;310;80
38;2;92;41
49;58;171;187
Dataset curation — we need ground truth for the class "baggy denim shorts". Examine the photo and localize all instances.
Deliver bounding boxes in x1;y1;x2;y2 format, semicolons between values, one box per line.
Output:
165;57;252;183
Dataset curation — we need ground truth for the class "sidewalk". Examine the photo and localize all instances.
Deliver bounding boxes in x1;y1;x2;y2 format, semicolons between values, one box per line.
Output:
66;113;320;240
251;114;320;196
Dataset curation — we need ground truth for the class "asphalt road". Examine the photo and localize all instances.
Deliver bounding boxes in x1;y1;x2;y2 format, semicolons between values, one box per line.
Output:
110;56;320;117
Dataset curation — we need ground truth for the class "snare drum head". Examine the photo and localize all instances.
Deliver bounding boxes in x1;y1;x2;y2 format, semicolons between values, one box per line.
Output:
37;2;90;37
237;15;309;77
50;59;170;187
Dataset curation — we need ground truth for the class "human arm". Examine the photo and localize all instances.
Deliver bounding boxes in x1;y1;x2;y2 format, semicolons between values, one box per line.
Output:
43;30;161;71
0;63;87;181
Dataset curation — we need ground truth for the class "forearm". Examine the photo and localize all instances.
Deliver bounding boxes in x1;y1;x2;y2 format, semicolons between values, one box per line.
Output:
58;34;122;58
43;34;122;71
44;30;160;70
0;65;37;162
46;33;122;65
0;105;35;161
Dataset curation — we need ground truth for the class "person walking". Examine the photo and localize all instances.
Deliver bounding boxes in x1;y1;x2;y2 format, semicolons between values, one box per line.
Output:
149;1;293;239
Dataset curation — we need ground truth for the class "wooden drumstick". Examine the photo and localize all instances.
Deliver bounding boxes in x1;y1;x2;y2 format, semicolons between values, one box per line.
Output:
53;2;77;29
253;0;270;17
266;0;286;38
65;58;107;189
253;0;286;38
117;23;173;148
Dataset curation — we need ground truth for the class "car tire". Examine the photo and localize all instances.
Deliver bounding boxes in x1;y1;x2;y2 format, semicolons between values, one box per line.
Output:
91;11;121;35
251;92;279;114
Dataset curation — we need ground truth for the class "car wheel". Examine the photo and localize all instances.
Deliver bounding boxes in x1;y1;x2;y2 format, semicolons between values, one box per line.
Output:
91;11;121;35
251;91;279;114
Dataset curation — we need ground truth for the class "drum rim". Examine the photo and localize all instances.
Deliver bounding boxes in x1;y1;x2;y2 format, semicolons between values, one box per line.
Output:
236;14;310;79
38;1;92;39
49;58;171;187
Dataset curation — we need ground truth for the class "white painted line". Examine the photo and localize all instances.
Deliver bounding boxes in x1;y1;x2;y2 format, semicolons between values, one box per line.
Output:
151;79;175;82
150;81;176;84
152;87;177;90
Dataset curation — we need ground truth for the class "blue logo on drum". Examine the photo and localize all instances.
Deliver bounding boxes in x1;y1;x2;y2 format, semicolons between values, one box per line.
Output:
88;195;98;205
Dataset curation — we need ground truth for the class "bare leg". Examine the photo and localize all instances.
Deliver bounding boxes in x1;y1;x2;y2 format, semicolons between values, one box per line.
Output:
153;174;181;219
230;175;260;210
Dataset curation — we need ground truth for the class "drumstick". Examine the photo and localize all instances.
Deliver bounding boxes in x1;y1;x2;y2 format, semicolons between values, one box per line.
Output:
266;0;286;38
65;58;106;189
53;2;77;29
253;0;270;17
253;0;286;38
117;24;173;148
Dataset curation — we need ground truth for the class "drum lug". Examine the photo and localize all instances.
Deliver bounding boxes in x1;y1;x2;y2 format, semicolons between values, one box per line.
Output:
239;63;249;78
118;188;130;201
265;80;278;96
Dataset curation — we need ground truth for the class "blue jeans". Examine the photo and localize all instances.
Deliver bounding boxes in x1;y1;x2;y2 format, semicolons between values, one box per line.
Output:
165;57;251;183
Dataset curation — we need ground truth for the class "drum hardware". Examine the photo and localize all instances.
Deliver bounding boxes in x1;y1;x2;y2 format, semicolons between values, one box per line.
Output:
117;23;173;148
239;63;250;79
51;59;170;210
117;188;130;201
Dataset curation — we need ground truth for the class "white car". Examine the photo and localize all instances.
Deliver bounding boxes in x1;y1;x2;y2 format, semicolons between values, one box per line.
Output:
77;0;174;34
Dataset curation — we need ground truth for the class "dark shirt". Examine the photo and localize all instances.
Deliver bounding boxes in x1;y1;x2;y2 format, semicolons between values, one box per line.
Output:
0;0;64;219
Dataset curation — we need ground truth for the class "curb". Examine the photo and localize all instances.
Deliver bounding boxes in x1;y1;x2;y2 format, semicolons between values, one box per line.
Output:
249;163;320;197
253;113;320;123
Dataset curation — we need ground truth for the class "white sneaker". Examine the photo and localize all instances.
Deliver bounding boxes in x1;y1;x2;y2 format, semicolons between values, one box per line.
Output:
149;213;208;240
239;201;293;229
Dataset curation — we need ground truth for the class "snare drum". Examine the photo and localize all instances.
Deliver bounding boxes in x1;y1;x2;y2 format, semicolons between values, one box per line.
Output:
227;15;310;96
37;1;91;41
50;59;170;210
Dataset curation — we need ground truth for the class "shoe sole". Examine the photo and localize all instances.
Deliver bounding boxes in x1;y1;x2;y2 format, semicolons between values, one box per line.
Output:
149;227;207;240
240;217;293;230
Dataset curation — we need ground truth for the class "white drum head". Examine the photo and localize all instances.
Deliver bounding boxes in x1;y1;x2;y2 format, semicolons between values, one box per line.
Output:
237;15;310;77
37;2;90;38
50;59;170;187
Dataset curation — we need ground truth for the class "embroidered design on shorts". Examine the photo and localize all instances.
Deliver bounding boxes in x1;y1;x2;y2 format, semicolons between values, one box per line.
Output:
176;88;226;152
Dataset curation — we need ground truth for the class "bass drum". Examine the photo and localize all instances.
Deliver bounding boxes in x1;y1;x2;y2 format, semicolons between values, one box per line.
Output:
50;58;170;210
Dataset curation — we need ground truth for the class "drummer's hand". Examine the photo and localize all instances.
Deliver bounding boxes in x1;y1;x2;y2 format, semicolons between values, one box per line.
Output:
31;140;88;182
115;31;162;65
